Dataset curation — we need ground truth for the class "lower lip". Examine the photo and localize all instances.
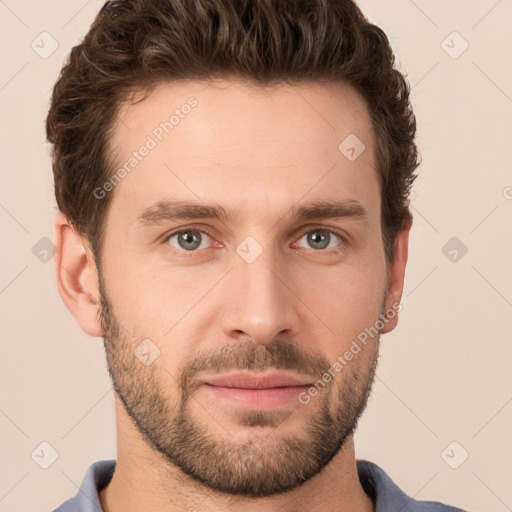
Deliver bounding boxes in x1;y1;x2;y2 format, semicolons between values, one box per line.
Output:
200;384;311;410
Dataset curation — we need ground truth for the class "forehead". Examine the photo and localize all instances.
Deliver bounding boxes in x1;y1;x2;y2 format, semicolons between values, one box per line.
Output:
106;78;379;228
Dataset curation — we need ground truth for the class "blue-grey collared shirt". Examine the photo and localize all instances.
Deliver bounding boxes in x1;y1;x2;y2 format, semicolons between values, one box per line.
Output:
53;459;467;511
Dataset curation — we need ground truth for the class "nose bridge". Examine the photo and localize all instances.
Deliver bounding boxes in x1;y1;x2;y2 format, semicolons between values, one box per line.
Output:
220;236;299;344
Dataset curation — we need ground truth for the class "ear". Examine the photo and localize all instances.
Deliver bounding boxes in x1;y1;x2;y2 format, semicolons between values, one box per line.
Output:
381;215;412;334
54;211;103;337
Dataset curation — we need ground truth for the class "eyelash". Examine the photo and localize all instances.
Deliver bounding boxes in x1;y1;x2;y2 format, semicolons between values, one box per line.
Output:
162;225;350;258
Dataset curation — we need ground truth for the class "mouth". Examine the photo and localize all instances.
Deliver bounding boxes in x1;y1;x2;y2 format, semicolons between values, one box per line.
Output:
198;371;314;410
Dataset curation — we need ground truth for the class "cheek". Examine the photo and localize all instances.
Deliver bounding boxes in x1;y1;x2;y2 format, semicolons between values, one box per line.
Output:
102;253;202;335
297;261;386;354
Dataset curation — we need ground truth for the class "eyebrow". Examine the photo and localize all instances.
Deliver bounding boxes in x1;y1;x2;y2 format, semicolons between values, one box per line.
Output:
134;199;369;228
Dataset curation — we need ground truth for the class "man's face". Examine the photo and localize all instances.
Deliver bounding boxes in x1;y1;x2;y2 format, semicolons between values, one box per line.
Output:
97;79;392;497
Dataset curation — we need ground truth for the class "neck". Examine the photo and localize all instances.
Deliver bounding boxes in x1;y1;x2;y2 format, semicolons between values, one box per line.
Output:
99;400;374;512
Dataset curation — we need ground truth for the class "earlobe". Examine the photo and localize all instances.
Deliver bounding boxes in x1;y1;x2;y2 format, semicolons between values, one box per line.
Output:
54;211;103;337
381;216;413;334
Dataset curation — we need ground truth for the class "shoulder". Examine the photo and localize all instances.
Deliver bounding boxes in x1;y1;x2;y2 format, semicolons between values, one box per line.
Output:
356;460;469;512
52;459;116;512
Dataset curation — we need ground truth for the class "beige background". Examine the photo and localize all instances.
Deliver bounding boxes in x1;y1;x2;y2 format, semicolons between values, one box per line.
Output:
1;1;511;511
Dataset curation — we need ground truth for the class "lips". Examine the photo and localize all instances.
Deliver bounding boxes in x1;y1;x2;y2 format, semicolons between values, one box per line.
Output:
200;371;314;389
198;372;315;410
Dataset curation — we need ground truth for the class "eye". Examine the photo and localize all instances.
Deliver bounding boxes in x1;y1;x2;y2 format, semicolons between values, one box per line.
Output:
294;228;345;253
165;229;213;252
163;226;347;257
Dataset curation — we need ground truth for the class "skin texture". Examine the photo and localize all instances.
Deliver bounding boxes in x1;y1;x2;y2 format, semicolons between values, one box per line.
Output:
54;79;411;512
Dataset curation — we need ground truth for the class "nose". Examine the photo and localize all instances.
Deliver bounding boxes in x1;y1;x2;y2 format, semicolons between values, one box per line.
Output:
220;244;301;346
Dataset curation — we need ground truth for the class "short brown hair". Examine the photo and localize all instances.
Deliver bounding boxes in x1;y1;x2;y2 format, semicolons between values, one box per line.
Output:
46;0;420;267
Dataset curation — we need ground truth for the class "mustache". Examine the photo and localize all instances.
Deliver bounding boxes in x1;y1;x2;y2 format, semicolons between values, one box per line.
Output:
179;338;332;396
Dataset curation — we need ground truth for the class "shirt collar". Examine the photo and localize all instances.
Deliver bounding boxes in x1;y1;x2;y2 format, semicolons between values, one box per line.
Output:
55;458;463;512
